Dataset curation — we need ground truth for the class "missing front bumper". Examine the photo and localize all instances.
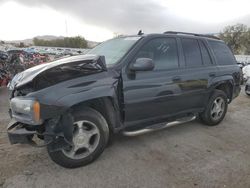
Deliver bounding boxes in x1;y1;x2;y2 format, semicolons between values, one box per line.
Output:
7;120;36;144
7;118;72;150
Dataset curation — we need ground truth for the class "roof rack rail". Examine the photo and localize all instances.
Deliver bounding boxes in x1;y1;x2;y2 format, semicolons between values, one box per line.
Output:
164;31;220;40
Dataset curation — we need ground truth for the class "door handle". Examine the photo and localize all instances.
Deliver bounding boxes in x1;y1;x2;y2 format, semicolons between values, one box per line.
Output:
209;72;216;77
172;76;181;82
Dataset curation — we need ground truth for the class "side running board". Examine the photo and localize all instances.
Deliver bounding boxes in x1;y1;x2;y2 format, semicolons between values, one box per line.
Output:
122;115;196;136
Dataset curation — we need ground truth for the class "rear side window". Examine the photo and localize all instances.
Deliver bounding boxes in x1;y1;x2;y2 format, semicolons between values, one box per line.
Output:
199;40;212;65
208;41;236;65
181;38;202;67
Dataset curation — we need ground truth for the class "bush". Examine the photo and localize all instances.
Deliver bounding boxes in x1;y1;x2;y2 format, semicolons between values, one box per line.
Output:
33;36;88;48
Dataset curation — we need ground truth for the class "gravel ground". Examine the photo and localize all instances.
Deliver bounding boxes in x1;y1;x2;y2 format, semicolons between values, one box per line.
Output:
0;87;250;188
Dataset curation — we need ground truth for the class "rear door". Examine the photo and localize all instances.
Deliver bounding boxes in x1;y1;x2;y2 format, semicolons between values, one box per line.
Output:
175;37;218;111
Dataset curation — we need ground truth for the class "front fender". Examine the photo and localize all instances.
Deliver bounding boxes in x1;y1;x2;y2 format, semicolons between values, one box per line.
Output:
57;84;117;108
27;71;119;119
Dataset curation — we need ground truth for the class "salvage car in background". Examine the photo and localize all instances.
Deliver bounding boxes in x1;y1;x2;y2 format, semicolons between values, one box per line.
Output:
243;65;250;81
0;50;8;61
7;32;241;168
245;79;250;96
243;65;250;95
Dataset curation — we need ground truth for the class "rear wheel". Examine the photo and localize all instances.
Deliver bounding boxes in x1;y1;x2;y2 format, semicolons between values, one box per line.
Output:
47;107;109;168
200;90;228;126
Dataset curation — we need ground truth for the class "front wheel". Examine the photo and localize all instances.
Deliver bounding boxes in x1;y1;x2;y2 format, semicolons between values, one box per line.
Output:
199;90;228;126
47;107;109;168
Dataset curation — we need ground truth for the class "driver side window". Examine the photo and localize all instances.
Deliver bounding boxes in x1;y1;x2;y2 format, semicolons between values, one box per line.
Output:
136;38;179;70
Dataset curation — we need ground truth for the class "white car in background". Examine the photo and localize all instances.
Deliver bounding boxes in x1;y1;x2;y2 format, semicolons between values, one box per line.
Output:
246;79;250;96
242;65;250;81
243;65;250;96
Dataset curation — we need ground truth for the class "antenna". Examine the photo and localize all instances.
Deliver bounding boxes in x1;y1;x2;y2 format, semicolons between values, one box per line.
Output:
137;30;144;35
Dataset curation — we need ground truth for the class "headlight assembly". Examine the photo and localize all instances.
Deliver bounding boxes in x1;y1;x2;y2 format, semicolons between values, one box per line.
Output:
10;98;42;125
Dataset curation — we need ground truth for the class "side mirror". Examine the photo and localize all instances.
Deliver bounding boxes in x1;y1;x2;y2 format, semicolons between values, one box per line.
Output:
130;58;154;71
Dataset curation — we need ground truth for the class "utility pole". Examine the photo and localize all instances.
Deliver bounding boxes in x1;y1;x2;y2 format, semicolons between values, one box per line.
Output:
65;19;68;37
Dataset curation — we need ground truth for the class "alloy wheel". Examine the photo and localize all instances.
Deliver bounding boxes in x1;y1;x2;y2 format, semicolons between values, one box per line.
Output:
62;120;100;160
210;97;225;121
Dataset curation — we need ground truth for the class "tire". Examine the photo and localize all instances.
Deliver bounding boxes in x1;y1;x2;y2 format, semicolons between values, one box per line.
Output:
199;90;228;126
47;107;109;168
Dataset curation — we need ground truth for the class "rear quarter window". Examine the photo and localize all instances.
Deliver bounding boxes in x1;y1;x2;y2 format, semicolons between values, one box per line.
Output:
208;40;236;65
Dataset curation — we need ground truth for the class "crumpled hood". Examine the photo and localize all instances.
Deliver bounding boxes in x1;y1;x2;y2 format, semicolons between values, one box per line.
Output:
9;54;107;90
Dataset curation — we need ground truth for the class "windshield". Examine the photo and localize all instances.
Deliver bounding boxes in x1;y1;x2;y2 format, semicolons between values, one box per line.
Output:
87;36;141;66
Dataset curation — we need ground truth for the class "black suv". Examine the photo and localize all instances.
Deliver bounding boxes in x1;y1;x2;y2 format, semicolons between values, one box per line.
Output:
7;31;241;168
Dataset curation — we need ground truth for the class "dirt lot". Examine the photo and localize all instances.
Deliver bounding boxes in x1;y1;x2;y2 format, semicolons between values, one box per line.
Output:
0;87;250;188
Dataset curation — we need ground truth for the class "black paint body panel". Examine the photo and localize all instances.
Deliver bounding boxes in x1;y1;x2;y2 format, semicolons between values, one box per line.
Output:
8;34;241;133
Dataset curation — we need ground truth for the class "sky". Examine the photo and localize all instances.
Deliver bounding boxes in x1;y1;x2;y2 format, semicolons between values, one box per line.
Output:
0;0;249;42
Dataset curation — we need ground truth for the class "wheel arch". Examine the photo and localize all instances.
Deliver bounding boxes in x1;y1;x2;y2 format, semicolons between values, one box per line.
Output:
216;82;233;100
70;96;123;134
211;78;234;103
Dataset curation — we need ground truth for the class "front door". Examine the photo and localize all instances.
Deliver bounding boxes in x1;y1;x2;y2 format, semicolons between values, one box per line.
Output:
122;37;183;126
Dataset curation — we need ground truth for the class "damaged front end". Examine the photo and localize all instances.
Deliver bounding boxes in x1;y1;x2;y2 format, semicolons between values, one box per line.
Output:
7;55;110;150
7;109;73;151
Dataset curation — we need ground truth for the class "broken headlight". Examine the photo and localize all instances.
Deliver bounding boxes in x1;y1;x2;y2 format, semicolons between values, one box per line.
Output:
10;97;42;125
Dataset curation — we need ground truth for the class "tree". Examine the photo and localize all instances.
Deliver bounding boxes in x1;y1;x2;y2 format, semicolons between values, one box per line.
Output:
242;30;250;55
219;23;250;54
33;36;88;48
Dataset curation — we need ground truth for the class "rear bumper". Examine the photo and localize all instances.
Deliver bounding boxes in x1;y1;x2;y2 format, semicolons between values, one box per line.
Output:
7;120;36;144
